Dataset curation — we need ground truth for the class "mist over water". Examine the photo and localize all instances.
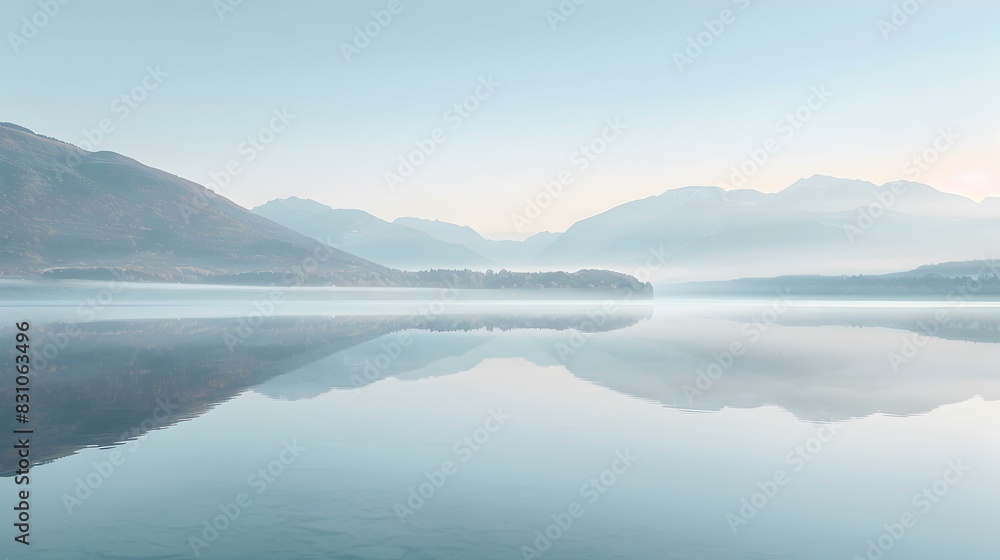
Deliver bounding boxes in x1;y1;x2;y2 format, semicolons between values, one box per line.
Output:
2;280;998;559
3;0;998;556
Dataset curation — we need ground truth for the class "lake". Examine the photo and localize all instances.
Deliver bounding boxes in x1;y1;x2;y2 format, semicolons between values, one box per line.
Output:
2;283;998;559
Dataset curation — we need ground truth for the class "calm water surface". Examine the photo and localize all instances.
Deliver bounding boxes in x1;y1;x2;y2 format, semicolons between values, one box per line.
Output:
2;289;998;559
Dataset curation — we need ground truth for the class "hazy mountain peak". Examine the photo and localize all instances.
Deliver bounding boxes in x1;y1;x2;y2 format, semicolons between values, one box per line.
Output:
0;122;82;151
0;122;34;134
334;208;383;221
788;174;877;191
390;216;559;265
878;180;981;211
254;197;334;218
879;179;935;191
654;186;772;207
0;124;383;282
659;185;726;199
394;216;485;239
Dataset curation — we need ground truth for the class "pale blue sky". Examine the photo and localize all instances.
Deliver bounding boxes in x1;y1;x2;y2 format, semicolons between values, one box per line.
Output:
3;0;998;238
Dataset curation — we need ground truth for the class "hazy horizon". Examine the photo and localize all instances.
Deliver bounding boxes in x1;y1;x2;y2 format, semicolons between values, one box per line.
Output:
3;2;998;557
4;0;998;237
250;174;1000;240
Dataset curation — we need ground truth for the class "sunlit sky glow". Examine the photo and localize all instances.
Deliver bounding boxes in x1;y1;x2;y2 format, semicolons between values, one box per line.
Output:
3;0;998;238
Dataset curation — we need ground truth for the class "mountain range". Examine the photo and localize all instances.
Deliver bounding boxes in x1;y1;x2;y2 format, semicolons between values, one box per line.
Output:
0;122;401;284
664;259;1000;299
0;122;642;290
4;120;998;284
255;176;1000;281
253;197;560;269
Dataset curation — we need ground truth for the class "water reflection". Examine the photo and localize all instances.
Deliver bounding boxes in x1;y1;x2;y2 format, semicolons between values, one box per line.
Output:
2;302;996;475
1;310;652;474
2;299;999;560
